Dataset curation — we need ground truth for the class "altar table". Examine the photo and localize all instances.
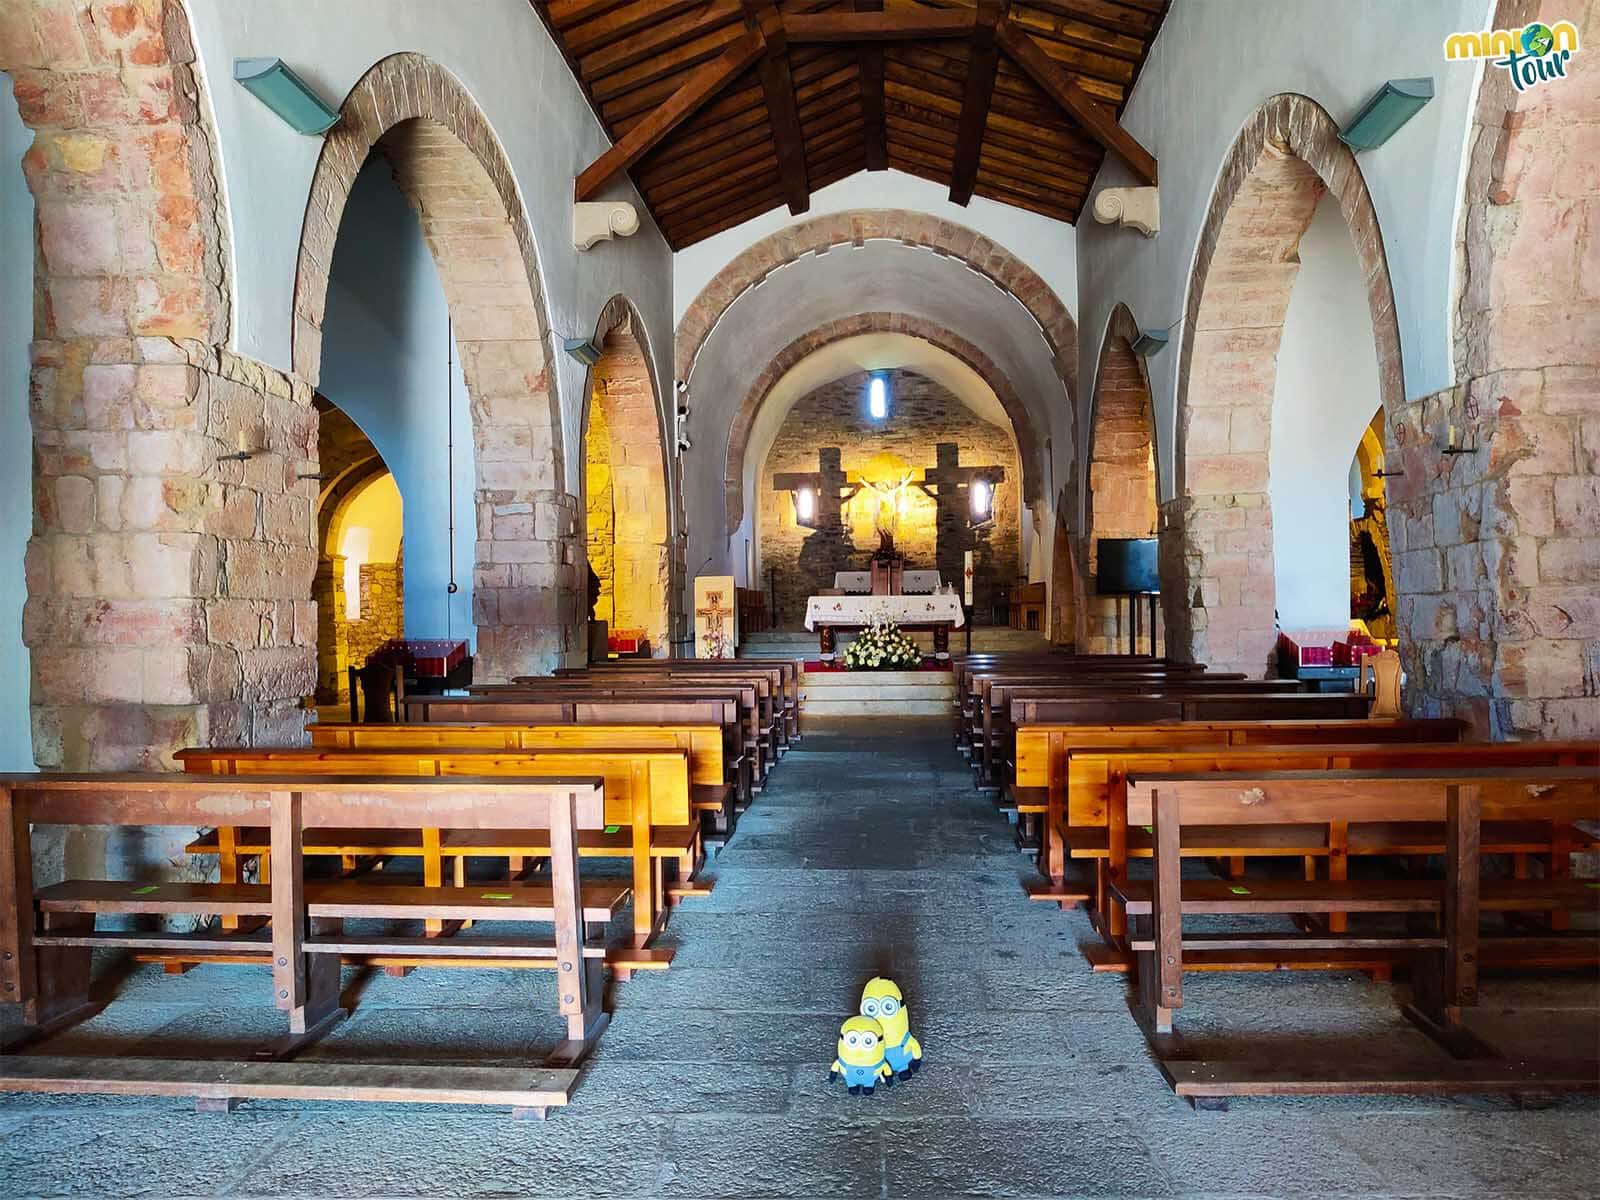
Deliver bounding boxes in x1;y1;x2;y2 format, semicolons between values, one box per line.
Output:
803;594;966;659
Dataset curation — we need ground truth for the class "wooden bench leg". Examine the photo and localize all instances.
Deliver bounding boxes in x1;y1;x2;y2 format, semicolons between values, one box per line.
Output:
262;791;347;1059
23;911;97;1034
218;825;240;933
1327;821;1349;934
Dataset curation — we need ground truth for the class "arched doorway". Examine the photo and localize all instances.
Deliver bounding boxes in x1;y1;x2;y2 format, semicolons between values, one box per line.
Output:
1168;94;1403;675
582;305;672;658
293;55;576;681
1085;305;1160;654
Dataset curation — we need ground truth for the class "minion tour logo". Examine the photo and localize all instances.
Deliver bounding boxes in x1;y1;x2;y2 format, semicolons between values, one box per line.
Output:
1445;20;1581;91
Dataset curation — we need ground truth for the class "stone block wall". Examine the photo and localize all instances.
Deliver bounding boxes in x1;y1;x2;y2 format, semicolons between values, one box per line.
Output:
1387;0;1599;739
760;369;1020;626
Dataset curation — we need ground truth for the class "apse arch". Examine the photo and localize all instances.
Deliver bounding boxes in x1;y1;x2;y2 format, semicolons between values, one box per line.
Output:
291;53;576;679
1167;93;1403;675
579;295;677;657
730;313;1044;538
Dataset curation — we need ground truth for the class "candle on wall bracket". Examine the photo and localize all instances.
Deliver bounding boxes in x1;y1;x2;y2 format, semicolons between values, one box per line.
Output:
217;429;260;462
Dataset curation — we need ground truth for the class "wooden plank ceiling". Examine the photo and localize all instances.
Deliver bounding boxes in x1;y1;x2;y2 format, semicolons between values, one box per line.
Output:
534;0;1169;249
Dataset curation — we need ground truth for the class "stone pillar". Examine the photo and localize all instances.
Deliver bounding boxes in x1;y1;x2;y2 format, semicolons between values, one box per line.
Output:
4;0;318;769
1387;0;1599;740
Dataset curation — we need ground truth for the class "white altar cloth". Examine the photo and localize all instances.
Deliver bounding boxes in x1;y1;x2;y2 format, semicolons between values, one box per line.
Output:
803;594;965;630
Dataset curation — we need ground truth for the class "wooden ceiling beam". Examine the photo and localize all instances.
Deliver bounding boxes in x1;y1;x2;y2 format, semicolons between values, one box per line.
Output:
784;7;977;42
994;19;1156;185
949;0;1009;206
743;0;809;215
576;27;766;201
855;0;887;170
561;0;705;56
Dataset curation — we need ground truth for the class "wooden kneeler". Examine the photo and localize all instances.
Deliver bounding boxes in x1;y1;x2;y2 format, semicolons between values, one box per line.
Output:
0;773;613;1116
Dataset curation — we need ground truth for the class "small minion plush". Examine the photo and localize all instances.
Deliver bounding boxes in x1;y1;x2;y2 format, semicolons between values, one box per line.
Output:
861;977;922;1080
829;1015;893;1096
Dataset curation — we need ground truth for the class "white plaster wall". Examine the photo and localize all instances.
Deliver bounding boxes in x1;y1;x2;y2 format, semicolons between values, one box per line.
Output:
184;0;675;492
1270;193;1383;629
673;168;1078;329
320;162;476;647
0;74;33;769
1076;0;1490;502
683;242;1071;592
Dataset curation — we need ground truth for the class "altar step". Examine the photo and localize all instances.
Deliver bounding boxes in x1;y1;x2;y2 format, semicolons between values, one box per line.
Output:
799;669;957;717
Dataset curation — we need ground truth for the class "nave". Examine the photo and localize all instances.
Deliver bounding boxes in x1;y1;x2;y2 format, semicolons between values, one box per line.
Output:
1;718;1595;1198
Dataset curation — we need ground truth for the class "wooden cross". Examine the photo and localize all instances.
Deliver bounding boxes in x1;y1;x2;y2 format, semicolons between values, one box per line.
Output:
773;447;860;530
917;442;1004;606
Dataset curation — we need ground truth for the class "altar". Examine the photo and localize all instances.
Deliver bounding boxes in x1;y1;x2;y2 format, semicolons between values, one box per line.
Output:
803;593;965;660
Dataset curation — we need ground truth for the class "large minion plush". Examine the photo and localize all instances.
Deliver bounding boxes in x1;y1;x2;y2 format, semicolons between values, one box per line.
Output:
829;1015;893;1096
861;977;922;1080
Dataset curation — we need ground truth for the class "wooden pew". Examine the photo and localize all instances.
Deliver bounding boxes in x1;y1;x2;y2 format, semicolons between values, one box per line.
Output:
308;722;741;839
976;676;1302;788
552;664;789;761
570;657;804;744
401;693;754;796
1066;738;1598;963
464;682;769;788
175;747;699;949
1117;765;1600;1102
0;772;615;1114
1014;719;1466;906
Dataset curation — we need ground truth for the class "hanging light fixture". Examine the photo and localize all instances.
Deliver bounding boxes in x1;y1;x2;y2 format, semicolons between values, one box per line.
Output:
233;59;340;135
867;374;889;420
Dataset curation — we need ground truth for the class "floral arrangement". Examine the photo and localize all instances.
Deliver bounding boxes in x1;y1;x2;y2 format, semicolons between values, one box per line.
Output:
843;619;922;670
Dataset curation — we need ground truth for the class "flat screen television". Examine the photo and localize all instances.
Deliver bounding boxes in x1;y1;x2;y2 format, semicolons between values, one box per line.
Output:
1096;537;1159;594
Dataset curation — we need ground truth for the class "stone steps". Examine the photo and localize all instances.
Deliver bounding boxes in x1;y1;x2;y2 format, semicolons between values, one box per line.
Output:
800;667;956;717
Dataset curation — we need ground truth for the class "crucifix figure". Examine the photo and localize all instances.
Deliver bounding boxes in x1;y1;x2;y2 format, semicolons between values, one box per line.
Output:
916;442;1005;609
695;587;733;658
773;446;860;531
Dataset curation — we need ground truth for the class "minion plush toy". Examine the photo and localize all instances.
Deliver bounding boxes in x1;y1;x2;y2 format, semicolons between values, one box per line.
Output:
829;1015;893;1096
861;977;922;1080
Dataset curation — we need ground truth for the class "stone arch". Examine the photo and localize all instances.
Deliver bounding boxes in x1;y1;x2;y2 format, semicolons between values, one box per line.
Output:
580;295;676;656
1084;303;1161;653
291;54;577;680
1049;486;1089;649
1166;93;1403;675
725;312;1046;537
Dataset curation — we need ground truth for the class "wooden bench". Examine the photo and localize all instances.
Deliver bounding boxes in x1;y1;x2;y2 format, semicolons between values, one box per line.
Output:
565;657;804;746
175;747;701;949
1066;738;1598;963
461;682;770;788
1013;718;1469;908
401;693;755;794
1115;765;1600;1102
0;773;615;1114
308;721;742;837
553;668;787;764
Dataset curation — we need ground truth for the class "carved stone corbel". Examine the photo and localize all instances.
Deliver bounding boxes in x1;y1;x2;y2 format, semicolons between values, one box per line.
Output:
1092;186;1159;237
573;201;640;251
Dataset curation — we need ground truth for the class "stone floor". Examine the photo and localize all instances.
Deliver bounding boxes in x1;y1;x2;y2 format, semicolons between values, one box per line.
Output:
2;718;1598;1198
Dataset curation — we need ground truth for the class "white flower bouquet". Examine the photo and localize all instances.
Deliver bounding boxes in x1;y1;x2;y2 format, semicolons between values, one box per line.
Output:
843;619;922;671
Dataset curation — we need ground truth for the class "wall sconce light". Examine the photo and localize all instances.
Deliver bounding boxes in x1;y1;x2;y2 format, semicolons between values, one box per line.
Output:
563;337;603;367
1338;78;1434;151
234;58;340;135
1130;328;1169;357
217;429;260;463
970;477;994;525
1441;420;1476;456
867;374;889;420
794;486;817;528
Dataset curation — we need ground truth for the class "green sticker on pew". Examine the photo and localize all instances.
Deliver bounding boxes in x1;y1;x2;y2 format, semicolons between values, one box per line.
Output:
480;892;514;901
1588;882;1600;890
1143;826;1153;834
1229;886;1251;895
130;885;159;895
604;825;621;834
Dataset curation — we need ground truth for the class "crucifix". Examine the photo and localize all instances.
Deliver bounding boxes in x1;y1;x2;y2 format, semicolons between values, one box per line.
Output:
772;446;860;531
916;442;1005;607
695;586;733;659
